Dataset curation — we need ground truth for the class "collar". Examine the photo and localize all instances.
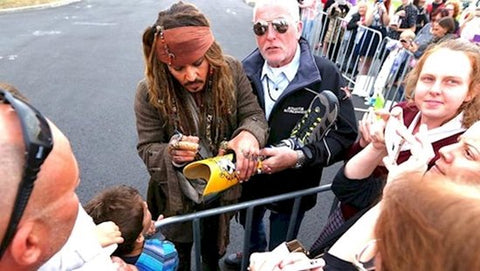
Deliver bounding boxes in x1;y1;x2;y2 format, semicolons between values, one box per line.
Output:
260;44;301;83
401;112;466;151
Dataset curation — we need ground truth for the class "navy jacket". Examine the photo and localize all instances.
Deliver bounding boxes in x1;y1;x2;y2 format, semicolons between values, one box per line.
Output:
241;38;358;212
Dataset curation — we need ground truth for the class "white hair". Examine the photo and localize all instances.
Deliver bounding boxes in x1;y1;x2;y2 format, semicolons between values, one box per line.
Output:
253;0;301;22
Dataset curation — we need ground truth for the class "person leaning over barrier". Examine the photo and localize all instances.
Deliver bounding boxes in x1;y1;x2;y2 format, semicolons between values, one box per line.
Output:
249;119;480;271
133;2;268;270
251;173;480;271
224;0;358;267
310;38;480;256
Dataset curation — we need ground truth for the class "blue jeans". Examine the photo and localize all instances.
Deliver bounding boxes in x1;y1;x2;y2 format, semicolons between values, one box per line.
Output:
240;206;306;253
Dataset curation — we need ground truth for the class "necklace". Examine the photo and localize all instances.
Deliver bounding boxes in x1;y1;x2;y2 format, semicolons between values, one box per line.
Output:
266;78;279;102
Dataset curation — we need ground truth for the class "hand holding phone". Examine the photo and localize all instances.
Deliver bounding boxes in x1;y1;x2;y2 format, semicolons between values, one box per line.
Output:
281;258;325;271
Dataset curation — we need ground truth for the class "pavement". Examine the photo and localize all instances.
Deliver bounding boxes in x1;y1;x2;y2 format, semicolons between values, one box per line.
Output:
0;0;81;14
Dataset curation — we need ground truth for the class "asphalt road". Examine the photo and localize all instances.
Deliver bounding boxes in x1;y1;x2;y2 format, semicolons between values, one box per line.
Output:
0;0;345;269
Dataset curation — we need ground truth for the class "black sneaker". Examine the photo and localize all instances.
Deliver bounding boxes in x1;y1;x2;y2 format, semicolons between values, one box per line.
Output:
275;90;339;149
223;252;242;268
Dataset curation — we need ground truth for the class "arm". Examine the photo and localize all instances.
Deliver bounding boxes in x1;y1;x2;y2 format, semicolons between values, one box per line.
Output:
134;80;171;169
95;221;124;248
224;58;269;179
346;13;360;30
331;164;385;210
134;80;185;215
397;5;418;33
328;203;381;263
365;9;375;26
344;144;387;179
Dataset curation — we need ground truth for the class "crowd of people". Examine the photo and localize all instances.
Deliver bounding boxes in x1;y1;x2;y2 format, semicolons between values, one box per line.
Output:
1;0;480;271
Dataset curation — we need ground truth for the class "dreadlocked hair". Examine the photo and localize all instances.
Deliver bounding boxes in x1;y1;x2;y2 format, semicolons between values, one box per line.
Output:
141;1;235;134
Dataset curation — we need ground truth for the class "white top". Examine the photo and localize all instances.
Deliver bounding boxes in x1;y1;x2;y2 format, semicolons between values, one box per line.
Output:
39;204;118;271
261;44;301;120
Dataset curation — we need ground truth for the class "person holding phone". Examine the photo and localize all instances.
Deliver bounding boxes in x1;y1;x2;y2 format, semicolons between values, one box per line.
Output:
388;0;418;40
355;0;390;75
310;38;480;256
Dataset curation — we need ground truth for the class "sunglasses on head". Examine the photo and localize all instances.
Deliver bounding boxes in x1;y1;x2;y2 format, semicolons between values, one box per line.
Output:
0;89;53;259
253;18;290;36
400;39;410;43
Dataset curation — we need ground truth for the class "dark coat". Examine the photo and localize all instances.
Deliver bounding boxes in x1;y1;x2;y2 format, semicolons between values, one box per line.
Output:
241;39;358;213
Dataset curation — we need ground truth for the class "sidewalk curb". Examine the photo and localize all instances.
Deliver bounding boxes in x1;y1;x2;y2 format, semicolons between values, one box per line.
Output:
0;0;81;14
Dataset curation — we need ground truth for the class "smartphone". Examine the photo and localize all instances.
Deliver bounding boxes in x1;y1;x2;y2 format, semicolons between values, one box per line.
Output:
282;258;325;271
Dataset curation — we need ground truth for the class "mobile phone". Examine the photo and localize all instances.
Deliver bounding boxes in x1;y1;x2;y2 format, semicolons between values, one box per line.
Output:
282;258;325;271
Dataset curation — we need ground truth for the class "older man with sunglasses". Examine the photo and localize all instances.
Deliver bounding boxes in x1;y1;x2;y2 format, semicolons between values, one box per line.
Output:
224;0;358;267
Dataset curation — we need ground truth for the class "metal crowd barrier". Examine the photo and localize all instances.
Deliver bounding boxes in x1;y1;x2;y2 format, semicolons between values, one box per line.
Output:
155;184;333;271
307;10;416;111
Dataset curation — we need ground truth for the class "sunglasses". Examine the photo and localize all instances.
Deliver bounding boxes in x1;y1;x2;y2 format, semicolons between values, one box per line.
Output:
0;89;53;259
253;18;290;36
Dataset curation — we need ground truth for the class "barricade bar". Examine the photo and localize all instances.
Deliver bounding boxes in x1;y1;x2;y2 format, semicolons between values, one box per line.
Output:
154;184;333;271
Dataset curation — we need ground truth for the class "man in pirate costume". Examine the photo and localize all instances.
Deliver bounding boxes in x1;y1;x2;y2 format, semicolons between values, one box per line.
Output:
133;2;268;271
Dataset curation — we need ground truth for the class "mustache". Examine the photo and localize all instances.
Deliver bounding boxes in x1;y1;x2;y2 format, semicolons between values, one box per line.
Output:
184;79;204;87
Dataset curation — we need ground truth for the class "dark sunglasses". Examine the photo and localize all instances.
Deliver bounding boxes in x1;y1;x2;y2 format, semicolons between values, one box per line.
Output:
253;18;290;36
0;89;53;259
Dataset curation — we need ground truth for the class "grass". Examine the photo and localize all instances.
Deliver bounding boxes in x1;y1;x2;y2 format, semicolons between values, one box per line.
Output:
0;0;58;9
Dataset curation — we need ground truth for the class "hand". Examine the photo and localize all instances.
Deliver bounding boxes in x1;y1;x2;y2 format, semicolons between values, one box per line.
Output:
249;252;324;271
278;253;325;271
408;40;418;52
377;3;387;12
220;130;260;181
259;146;297;174
396;10;406;17
358;107;389;149
168;133;199;165
95;221;124;248
111;256;139;271
383;124;434;183
389;24;398;31
249;251;278;271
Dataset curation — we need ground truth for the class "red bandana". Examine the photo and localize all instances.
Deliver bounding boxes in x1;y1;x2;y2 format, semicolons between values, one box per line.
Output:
155;26;214;66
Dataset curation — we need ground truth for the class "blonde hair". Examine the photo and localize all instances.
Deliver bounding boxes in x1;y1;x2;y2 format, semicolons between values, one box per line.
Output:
399;29;416;40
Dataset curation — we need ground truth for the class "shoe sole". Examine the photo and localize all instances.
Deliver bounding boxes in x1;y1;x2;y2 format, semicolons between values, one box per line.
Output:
276;90;339;149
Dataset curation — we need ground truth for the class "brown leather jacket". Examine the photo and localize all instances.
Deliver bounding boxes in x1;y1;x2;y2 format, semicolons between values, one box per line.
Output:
134;55;268;251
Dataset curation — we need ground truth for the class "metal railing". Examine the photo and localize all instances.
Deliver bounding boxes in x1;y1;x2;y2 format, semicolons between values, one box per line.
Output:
307;10;416;111
155;184;333;271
